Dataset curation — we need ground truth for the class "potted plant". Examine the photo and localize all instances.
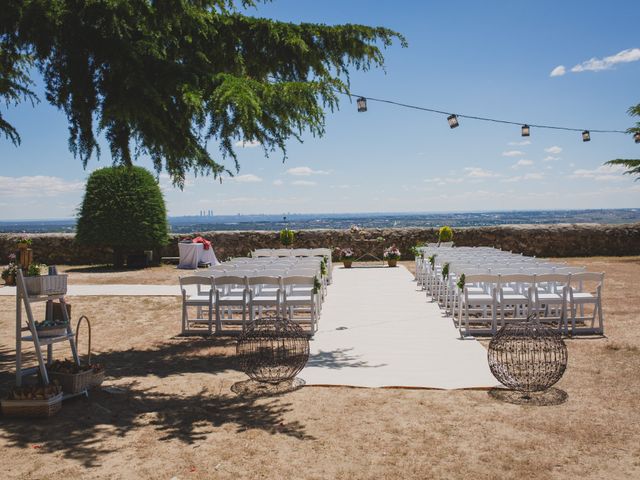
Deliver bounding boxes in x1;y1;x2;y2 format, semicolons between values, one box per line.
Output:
1;383;63;418
22;263;68;297
337;248;355;268
1;254;18;285
16;237;32;250
438;226;453;245
383;245;401;267
279;228;295;247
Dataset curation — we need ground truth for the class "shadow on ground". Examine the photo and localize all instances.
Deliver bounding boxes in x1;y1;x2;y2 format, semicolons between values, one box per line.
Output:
0;337;314;467
488;387;568;406
63;265;146;273
307;347;387;369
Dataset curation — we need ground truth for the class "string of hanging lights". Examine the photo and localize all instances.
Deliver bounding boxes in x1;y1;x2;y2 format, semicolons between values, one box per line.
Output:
349;93;634;143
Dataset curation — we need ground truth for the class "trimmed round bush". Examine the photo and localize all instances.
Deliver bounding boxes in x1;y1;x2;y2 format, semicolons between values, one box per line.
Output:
438;226;453;243
76;166;168;267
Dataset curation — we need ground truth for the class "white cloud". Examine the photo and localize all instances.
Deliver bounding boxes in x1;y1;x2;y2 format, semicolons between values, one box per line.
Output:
464;167;498;178
291;180;317;186
286;166;329;176
570;164;627;181
513;159;534;168
502;172;544;182
233;140;260;148
571;48;640;73
508;140;531;146
0;176;85;198
231;174;262;183
544;146;563;155
272;179;284;186
550;65;566;77
523;172;544;180
543;156;560;162
502;150;525;157
424;177;464;185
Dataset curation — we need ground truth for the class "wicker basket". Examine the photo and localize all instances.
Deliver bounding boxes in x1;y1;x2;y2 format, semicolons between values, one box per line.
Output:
48;368;93;395
36;324;68;338
76;315;105;388
23;275;68;296
1;392;63;418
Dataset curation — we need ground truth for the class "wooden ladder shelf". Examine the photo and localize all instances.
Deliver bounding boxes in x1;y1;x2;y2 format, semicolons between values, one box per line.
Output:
15;268;86;398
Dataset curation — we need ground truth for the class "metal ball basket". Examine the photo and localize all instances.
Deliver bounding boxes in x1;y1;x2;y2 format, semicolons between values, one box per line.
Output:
236;314;310;385
488;314;568;399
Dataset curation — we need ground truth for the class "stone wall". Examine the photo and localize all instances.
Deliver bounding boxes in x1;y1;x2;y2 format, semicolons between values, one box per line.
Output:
1;223;639;265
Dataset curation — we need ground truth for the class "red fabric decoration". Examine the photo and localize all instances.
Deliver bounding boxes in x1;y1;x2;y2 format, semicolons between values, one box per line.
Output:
192;236;211;250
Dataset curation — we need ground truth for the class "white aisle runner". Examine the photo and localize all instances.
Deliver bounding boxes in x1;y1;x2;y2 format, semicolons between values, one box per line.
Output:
302;265;498;389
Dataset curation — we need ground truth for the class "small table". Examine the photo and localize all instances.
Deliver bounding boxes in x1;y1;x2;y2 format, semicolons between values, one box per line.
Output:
354;240;385;265
178;242;220;269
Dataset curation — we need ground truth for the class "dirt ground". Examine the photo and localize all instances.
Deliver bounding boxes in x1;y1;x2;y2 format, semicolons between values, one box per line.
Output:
0;257;639;479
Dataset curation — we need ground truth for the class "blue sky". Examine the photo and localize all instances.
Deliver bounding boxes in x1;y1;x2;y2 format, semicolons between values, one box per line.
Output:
1;0;639;219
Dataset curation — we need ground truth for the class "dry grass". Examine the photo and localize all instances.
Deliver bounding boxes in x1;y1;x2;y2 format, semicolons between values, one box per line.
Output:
0;257;639;479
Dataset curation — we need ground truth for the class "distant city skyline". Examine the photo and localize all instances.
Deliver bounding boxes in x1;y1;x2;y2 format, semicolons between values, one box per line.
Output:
1;0;639;220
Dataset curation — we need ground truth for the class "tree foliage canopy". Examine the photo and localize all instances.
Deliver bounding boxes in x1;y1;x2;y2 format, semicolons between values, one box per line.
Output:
76;166;168;257
605;104;640;179
0;1;405;186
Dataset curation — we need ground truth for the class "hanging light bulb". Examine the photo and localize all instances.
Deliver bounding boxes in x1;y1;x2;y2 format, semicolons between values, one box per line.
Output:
357;97;367;112
582;130;591;142
447;114;459;129
634;132;640;144
521;124;530;137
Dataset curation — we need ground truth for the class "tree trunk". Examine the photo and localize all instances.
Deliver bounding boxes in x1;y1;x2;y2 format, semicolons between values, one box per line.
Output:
113;247;125;268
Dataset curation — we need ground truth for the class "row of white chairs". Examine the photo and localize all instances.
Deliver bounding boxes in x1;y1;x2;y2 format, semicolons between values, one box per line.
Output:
415;246;605;337
251;248;333;283
180;256;330;336
457;272;604;337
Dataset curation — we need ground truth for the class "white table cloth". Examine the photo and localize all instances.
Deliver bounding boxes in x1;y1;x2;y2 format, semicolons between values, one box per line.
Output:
178;242;220;269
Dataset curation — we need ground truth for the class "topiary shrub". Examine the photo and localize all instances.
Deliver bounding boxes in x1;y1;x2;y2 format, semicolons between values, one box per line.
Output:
76;166;168;267
438;225;454;243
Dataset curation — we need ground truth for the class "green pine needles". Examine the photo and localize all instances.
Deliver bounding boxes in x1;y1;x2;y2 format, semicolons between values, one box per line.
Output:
0;1;406;187
76;166;168;267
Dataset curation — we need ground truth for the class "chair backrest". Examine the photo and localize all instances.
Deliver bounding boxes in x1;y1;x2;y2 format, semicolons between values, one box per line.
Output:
499;274;534;285
214;275;247;288
247;276;282;287
464;274;499;285
179;275;214;296
281;275;314;286
534;274;570;284
568;272;604;291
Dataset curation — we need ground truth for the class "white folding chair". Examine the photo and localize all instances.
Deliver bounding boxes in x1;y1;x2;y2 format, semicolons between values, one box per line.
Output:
179;276;214;335
282;275;319;333
497;274;534;328
566;272;604;335
457;274;498;337
214;275;249;334
530;274;569;330
247;276;282;323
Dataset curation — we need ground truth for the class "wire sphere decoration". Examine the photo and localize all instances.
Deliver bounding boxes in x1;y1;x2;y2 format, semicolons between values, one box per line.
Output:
236;314;310;385
488;315;568;399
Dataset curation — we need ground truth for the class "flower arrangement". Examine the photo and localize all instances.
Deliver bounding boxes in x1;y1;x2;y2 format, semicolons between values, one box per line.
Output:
456;273;466;291
279;228;295;246
383;245;401;260
336;247;354;260
428;254;437;269
438;226;453;243
409;242;425;258
313;276;322;294
441;262;450;280
17;237;32;246
1;254;19;284
320;257;328;276
26;263;46;276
